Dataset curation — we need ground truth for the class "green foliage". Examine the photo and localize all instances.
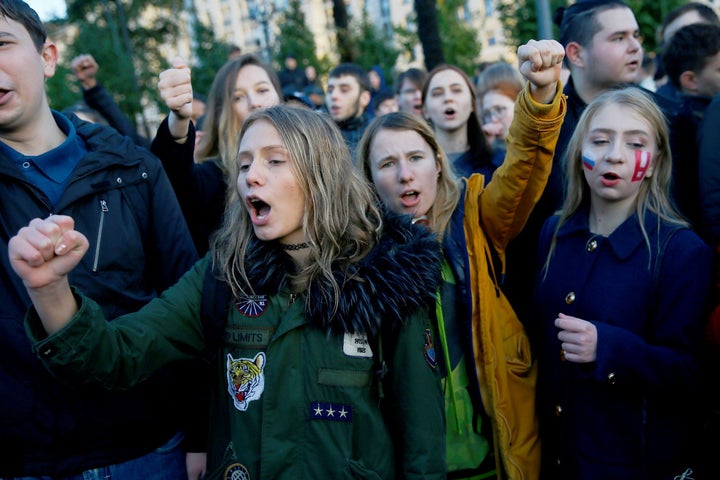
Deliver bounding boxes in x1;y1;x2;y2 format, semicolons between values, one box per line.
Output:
437;0;482;75
625;0;687;53
54;0;184;136
495;0;564;48
393;0;480;75
46;61;81;112
348;12;401;82
273;0;320;72
191;18;231;98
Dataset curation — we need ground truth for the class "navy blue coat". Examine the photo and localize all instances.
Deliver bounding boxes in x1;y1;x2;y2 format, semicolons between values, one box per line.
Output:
0;115;198;475
533;209;712;480
151;116;226;256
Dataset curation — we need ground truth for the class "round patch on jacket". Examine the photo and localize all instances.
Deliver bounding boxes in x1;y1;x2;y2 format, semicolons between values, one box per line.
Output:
225;462;250;480
235;294;268;317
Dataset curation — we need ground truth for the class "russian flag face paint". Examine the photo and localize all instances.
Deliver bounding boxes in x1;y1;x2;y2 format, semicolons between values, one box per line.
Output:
632;150;652;182
582;150;596;170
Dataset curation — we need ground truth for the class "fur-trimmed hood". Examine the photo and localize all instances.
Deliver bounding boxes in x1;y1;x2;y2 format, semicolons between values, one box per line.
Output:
242;213;442;336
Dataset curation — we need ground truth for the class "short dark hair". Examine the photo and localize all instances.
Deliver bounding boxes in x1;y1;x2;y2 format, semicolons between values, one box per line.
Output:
663;22;720;89
555;0;631;53
394;68;428;95
328;63;371;92
371;90;395;115
0;0;46;52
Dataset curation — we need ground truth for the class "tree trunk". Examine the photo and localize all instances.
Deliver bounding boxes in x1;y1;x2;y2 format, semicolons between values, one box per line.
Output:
332;0;353;62
414;0;444;70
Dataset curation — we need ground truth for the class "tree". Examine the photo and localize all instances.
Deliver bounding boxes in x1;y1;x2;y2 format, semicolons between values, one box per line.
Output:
332;0;353;63
349;11;401;81
437;0;482;74
47;0;184;137
191;16;232;98
495;0;562;48
273;0;320;71
415;0;444;70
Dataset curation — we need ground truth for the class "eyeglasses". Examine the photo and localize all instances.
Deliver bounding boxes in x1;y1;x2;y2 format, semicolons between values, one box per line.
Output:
482;105;509;123
400;88;421;97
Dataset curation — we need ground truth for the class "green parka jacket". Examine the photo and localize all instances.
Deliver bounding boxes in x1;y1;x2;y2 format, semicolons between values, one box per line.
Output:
28;214;446;480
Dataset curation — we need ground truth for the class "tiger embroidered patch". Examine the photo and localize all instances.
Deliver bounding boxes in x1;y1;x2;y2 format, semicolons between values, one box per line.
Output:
226;352;266;411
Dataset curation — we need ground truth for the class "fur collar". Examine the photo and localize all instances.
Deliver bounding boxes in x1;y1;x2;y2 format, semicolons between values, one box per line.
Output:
242;213;442;335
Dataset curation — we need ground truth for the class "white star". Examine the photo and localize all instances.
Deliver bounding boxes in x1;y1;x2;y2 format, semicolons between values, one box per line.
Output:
339;407;348;418
327;405;336;417
313;404;323;416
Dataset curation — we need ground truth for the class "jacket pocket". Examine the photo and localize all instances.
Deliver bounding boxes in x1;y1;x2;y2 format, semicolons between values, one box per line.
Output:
504;329;533;377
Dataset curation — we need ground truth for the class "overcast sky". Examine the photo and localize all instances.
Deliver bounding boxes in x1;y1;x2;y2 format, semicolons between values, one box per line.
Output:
26;0;67;21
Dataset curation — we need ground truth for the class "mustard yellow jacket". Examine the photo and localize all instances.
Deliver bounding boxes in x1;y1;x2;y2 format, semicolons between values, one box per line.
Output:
447;84;565;480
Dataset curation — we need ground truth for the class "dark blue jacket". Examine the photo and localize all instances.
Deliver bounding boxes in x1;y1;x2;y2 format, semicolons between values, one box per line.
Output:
0;115;198;475
504;78;681;326
533;210;712;480
151;116;226;256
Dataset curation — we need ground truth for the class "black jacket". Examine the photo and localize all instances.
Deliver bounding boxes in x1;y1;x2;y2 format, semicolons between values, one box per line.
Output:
151;117;226;256
0;115;198;475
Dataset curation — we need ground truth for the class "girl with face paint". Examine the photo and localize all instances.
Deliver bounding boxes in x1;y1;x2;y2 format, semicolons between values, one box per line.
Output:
533;87;713;480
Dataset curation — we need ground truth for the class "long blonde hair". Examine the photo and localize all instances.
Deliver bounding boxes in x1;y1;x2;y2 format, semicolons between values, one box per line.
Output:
213;105;382;311
195;54;282;176
356;111;462;239
544;87;687;272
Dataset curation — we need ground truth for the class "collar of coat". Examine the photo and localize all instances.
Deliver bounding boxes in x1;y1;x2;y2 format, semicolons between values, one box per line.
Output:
555;208;686;261
241;212;442;336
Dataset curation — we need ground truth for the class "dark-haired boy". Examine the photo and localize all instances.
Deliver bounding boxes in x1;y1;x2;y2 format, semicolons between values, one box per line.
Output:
325;63;372;154
0;1;199;477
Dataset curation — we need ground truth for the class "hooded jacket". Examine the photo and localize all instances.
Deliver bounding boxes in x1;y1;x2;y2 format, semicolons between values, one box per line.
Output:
28;213;446;479
0;115;198;476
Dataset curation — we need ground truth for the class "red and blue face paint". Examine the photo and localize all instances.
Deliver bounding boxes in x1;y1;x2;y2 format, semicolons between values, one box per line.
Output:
632;150;652;182
582;151;596;170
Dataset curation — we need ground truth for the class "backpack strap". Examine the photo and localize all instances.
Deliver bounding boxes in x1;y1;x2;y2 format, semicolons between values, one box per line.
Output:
200;262;231;362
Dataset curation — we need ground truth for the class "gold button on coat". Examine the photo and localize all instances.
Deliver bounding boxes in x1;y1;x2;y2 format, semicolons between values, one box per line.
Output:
587;239;598;252
565;292;575;304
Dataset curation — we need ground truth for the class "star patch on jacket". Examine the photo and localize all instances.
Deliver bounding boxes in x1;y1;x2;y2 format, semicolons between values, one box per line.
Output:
309;401;353;423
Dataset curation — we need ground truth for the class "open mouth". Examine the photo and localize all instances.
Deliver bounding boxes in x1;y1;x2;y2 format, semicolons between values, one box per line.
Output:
249;198;271;219
400;190;420;208
402;190;419;200
600;172;621;187
444;107;456;115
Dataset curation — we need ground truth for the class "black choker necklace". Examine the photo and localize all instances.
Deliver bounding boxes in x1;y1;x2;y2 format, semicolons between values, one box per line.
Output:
280;242;309;251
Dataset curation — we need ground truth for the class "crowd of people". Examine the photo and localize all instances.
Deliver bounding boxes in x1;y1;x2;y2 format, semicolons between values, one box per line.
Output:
2;0;720;479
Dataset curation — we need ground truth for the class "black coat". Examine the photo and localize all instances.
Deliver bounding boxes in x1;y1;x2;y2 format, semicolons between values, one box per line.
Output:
0;115;198;475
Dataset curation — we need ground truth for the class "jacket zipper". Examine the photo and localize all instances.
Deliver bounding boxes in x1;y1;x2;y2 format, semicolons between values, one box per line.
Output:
92;199;108;272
